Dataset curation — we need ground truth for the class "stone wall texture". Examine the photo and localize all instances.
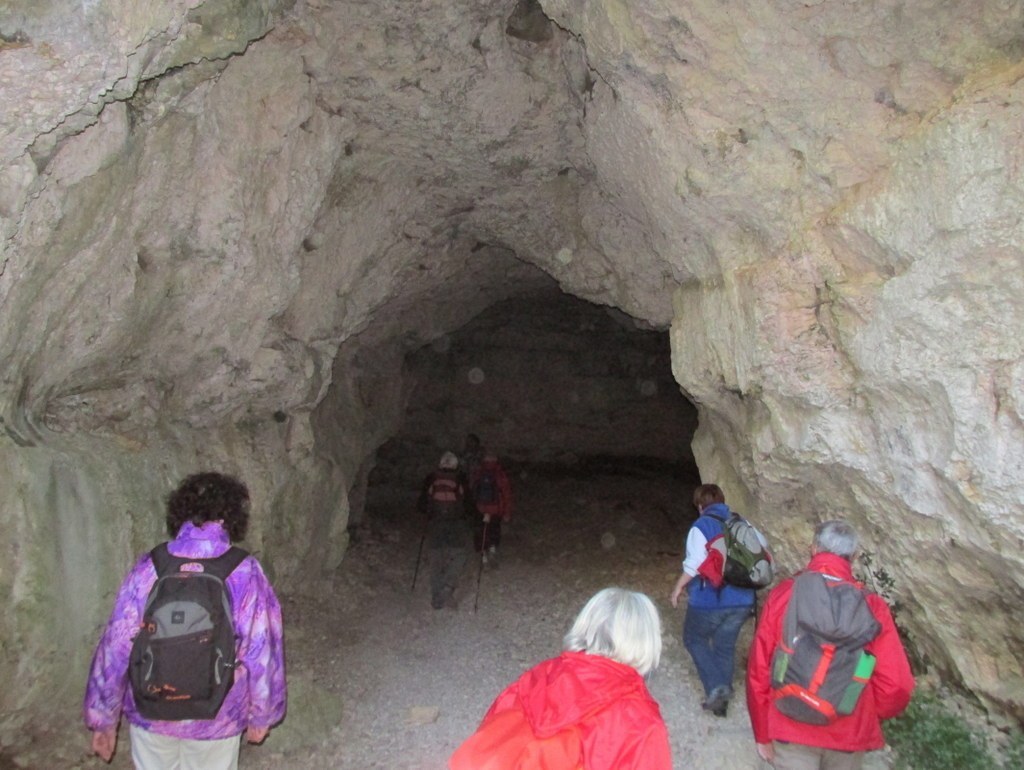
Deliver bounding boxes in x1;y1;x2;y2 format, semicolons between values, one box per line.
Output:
0;0;1021;731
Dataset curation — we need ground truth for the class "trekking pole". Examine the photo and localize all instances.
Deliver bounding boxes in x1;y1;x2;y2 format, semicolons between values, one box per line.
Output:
473;519;489;613
411;529;427;592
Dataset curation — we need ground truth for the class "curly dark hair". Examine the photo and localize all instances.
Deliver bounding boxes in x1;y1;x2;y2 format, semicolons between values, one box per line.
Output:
166;472;250;542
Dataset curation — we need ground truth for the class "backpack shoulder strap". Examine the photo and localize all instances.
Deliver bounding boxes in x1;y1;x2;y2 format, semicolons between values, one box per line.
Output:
202;547;249;581
149;542;174;576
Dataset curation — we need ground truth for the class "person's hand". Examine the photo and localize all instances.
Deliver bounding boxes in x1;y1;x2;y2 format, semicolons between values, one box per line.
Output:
483;514;491;523
670;573;691;608
669;581;687;608
246;726;270;744
91;728;117;762
756;741;775;764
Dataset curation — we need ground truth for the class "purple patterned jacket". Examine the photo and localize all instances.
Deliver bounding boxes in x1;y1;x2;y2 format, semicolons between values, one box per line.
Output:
83;521;287;739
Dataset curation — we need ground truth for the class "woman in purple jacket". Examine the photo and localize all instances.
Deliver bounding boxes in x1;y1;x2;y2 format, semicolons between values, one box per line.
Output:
84;472;287;768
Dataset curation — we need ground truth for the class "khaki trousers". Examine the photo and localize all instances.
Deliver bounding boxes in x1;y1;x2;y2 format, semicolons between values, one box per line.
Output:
773;741;864;770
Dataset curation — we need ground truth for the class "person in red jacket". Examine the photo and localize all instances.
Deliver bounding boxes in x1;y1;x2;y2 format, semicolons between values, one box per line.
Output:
746;520;914;770
470;452;513;564
450;587;672;770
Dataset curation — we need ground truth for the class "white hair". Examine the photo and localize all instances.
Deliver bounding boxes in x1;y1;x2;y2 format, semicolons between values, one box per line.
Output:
814;519;859;559
563;587;662;677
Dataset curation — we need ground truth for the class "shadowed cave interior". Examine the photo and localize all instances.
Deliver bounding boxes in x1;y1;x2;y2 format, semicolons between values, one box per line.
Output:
361;283;701;532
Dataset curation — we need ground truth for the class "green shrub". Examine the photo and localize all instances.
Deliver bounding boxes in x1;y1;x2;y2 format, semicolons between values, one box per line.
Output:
1001;730;1024;770
885;693;997;770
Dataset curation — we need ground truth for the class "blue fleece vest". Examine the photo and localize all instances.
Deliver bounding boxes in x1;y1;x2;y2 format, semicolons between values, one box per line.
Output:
687;504;756;610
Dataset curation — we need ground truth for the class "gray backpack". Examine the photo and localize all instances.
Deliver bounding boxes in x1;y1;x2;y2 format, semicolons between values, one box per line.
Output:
771;571;881;724
129;544;247;720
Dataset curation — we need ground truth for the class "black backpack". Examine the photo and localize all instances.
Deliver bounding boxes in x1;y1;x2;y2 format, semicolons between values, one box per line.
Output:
771;571;881;724
474;469;499;505
129;544;248;721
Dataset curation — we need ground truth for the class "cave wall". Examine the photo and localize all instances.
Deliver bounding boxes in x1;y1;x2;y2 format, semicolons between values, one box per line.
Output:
672;71;1024;710
0;0;1022;734
537;1;1024;719
389;287;698;478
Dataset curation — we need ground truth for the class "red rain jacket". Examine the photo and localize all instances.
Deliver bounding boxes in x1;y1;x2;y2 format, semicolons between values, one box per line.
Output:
746;552;914;752
471;458;513;520
451;651;671;770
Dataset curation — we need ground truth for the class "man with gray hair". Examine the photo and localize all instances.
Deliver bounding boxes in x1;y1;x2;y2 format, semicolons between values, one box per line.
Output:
746;520;914;769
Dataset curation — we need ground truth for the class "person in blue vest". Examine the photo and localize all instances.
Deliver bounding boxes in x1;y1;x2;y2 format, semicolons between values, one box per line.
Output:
669;483;756;717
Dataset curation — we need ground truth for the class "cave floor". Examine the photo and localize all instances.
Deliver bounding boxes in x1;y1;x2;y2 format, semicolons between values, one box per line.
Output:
26;471;898;769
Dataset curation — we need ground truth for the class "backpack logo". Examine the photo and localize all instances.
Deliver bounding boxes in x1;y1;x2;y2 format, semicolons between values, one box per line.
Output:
129;544;247;721
771;571;882;725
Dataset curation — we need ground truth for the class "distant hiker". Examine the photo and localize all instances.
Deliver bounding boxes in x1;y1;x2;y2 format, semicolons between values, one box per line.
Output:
669;483;757;717
460;433;485;485
417;451;475;609
471;452;512;564
450;587;672;770
83;472;286;768
746;520;914;769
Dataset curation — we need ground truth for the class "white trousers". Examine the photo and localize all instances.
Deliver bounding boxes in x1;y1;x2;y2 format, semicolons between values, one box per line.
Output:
129;725;241;770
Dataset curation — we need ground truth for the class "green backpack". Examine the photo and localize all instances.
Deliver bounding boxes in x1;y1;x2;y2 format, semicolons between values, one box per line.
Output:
708;512;775;589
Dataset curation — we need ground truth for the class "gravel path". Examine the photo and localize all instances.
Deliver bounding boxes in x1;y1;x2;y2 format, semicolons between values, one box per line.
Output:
243;472;769;769
25;471;894;769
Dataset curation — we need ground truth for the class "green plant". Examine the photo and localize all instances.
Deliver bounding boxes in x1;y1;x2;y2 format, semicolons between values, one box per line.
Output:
886;693;998;770
858;551;928;673
1001;730;1024;770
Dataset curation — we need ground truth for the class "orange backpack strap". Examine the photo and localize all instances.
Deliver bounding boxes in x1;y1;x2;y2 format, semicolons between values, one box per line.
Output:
450;708;583;770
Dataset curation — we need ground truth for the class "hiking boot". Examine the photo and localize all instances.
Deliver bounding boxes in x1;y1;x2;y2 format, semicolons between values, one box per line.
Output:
702;686;732;714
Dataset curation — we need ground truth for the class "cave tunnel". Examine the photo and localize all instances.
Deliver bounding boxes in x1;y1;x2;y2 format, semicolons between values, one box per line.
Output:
360;282;702;534
2;0;1024;765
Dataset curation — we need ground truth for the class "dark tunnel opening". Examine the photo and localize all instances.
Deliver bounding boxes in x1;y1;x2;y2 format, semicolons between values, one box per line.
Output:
359;285;702;535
